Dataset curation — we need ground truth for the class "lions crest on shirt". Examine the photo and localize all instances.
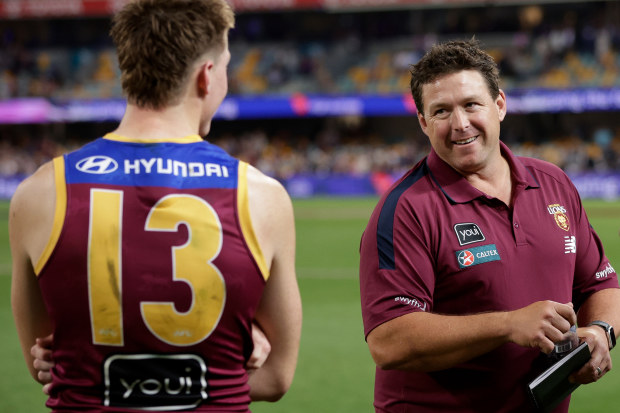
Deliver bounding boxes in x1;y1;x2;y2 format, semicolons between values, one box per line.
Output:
547;204;570;231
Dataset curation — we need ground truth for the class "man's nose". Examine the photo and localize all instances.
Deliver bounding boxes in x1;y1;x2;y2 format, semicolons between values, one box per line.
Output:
451;108;471;131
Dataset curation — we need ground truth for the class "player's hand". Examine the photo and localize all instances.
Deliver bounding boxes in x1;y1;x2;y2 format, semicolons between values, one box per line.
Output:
506;301;577;354
31;334;55;395
569;326;612;384
246;322;271;371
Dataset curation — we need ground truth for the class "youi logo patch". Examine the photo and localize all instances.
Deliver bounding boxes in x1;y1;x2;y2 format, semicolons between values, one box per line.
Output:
454;223;485;246
76;155;118;174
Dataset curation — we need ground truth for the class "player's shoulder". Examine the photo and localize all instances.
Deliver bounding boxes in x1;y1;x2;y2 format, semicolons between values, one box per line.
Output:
245;163;290;202
11;161;55;204
516;155;572;185
9;160;56;230
375;159;433;209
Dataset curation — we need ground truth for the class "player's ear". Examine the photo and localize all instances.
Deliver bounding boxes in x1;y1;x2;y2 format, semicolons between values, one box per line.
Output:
196;61;214;97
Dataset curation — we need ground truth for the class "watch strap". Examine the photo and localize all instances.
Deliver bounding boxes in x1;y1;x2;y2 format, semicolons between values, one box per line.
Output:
588;321;616;350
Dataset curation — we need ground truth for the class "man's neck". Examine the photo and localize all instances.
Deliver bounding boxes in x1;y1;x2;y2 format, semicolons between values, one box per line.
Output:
463;156;513;207
112;102;201;140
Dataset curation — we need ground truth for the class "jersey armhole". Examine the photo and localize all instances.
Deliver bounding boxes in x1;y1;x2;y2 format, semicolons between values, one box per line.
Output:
34;157;67;276
237;162;270;281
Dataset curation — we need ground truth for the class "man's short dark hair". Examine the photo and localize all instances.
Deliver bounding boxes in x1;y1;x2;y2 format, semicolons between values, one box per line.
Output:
410;38;500;115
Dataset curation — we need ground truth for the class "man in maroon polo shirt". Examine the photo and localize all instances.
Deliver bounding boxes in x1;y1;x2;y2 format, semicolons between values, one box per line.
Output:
359;39;620;412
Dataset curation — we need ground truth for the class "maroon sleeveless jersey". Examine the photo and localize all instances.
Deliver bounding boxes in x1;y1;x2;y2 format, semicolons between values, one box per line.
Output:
36;134;269;412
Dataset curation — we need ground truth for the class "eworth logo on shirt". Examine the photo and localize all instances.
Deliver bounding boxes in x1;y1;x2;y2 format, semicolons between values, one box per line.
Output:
454;223;485;246
456;244;501;269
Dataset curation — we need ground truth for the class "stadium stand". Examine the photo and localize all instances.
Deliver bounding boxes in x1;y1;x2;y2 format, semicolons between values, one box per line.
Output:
1;1;620;198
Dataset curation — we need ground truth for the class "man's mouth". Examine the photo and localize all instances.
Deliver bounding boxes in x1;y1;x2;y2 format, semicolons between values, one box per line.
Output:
453;136;478;145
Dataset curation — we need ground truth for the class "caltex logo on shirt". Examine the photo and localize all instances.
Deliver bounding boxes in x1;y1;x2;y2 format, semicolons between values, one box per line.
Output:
455;244;501;269
457;250;475;267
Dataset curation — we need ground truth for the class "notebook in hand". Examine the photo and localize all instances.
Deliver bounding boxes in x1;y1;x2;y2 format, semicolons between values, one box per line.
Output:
527;341;591;413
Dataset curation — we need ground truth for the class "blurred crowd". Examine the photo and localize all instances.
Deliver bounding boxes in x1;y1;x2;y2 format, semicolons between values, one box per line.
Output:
1;1;620;186
2;115;620;181
1;2;620;99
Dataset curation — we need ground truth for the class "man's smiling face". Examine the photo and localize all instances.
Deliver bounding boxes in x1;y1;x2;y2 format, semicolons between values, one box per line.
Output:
417;69;507;177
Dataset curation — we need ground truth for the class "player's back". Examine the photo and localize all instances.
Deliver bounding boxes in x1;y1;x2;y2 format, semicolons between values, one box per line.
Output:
37;134;267;412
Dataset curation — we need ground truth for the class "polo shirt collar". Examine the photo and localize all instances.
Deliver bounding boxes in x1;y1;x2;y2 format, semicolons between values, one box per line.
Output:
426;141;540;204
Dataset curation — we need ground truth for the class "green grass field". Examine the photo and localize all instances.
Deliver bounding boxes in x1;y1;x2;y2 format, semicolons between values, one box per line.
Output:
1;197;619;412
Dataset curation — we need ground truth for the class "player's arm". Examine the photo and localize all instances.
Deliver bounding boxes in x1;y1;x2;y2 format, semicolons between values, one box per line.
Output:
10;162;55;382
244;165;301;402
571;288;620;383
367;301;577;372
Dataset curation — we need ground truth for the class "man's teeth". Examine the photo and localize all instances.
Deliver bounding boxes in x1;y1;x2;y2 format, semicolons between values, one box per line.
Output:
454;136;478;145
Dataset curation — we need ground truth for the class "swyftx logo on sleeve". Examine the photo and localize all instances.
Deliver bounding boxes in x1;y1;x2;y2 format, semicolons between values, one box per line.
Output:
103;354;207;411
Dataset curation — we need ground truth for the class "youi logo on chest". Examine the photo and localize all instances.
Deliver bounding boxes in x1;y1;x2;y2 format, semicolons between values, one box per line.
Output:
454;223;486;246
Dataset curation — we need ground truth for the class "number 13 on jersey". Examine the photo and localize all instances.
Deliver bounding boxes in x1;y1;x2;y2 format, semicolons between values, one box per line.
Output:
88;189;226;347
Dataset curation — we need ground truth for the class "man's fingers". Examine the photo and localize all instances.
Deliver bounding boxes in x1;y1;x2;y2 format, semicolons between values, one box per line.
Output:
31;345;53;362
538;336;556;354
554;302;577;327
246;322;272;370
568;327;613;384
33;357;54;372
31;336;54;363
570;362;607;384
37;370;52;383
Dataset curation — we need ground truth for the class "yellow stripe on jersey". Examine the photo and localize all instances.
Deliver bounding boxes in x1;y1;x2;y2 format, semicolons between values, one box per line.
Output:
89;189;124;346
103;133;202;144
238;162;269;281
34;157;67;276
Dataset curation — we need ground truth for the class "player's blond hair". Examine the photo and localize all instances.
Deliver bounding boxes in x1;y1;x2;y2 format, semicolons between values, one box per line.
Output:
110;0;234;109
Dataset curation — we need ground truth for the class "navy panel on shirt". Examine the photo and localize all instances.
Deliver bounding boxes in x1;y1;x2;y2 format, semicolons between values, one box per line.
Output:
377;162;428;270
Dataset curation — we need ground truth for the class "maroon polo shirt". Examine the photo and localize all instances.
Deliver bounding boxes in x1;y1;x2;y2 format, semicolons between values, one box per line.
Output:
359;142;618;413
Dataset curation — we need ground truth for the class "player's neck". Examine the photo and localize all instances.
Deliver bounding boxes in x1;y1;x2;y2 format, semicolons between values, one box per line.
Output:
113;102;201;140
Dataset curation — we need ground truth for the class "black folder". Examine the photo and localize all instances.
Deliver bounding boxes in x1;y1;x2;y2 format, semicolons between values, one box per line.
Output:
527;341;591;412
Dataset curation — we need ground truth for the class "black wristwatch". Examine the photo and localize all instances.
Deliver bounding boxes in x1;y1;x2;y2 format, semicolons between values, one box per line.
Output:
588;321;616;350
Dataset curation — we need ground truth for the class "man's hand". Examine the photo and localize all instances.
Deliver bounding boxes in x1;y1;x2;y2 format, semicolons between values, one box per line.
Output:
247;322;271;371
31;334;54;395
506;301;577;354
570;326;612;384
33;323;272;393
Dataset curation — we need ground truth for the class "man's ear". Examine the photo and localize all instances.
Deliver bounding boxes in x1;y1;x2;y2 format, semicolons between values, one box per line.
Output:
197;61;214;97
417;111;428;134
497;89;507;122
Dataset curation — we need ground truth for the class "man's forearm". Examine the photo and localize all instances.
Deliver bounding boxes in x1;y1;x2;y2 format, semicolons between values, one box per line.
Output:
368;300;577;372
577;288;620;339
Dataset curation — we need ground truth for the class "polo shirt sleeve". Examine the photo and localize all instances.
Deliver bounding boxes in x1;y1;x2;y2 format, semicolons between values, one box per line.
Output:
569;184;619;309
360;195;436;339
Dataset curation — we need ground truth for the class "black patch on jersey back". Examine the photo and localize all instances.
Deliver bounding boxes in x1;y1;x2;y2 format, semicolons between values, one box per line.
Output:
103;354;207;411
